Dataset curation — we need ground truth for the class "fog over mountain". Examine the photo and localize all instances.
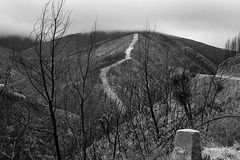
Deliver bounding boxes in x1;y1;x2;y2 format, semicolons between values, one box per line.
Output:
0;0;239;48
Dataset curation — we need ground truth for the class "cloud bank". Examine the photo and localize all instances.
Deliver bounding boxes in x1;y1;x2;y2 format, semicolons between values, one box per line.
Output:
0;0;240;48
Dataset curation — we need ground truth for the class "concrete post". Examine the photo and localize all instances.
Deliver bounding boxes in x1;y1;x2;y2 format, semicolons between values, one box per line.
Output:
172;129;202;160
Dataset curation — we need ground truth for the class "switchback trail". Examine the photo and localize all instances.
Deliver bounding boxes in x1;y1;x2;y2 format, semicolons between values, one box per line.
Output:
100;34;138;114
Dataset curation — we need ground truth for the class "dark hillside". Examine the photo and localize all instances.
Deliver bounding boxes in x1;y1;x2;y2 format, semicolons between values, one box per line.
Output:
0;36;35;52
11;34;133;111
66;31;133;50
1;31;238;159
0;87;81;159
0;45;13;84
22;31;132;58
139;32;217;74
166;34;228;65
6;32;219;107
0;32;221;108
107;33;218;103
0;45;12;65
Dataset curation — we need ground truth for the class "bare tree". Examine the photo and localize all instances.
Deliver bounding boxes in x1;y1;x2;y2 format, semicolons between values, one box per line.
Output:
141;31;161;140
111;30;227;158
231;36;237;52
63;23;99;160
238;33;240;52
225;38;231;60
224;32;240;59
16;0;71;159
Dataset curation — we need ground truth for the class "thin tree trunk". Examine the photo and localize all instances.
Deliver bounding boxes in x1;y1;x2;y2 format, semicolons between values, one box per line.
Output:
49;102;62;160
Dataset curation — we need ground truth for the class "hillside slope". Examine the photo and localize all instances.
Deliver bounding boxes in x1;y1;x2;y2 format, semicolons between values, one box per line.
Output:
0;45;13;84
0;86;81;159
0;31;221;108
0;31;234;159
167;34;228;65
217;53;240;77
0;45;12;69
22;31;132;58
152;32;217;74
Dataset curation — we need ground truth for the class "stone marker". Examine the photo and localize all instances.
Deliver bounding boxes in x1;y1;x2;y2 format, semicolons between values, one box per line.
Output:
172;129;202;160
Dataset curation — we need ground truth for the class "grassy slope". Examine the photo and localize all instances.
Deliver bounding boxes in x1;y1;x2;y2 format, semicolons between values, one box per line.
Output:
1;31;226;123
154;33;217;74
98;33;221;159
130;32;217;74
22;31;133;58
192;74;240;159
0;45;13;85
7;31;222;93
0;87;80;159
166;34;227;65
109;32;217;85
0;45;12;69
0;33;134;159
1;31;232;159
203;147;240;160
217;54;240;77
12;34;133;112
102;33;240;159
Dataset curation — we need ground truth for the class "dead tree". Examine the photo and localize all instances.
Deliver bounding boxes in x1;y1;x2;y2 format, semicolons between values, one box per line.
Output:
64;24;98;160
16;0;71;159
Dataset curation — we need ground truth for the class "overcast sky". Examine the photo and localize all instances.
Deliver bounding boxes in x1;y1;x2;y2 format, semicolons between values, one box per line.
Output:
0;0;240;48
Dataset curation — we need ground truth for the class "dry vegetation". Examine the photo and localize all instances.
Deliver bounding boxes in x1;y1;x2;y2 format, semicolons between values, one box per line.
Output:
1;30;239;159
0;1;239;158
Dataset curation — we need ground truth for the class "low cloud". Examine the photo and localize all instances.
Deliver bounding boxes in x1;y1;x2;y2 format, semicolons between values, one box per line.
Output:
0;0;239;47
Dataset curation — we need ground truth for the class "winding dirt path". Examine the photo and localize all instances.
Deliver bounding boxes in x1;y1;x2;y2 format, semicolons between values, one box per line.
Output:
100;34;138;114
198;74;240;80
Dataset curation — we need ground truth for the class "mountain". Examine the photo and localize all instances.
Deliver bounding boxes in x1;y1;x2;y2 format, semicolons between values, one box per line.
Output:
0;85;80;159
0;31;228;109
142;32;219;73
22;31;133;58
0;31;233;159
0;35;35;52
166;34;228;65
9;32;219;100
11;33;134;105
